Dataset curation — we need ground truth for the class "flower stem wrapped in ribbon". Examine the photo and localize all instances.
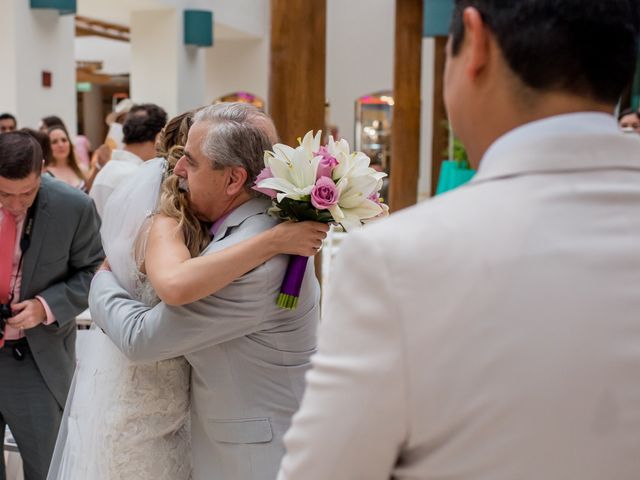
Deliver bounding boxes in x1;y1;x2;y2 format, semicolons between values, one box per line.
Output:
254;131;389;310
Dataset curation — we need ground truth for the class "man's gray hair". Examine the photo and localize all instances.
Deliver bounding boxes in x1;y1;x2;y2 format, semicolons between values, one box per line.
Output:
193;103;278;194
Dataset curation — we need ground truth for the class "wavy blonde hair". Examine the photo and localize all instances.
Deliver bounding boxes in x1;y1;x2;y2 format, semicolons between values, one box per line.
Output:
156;110;209;257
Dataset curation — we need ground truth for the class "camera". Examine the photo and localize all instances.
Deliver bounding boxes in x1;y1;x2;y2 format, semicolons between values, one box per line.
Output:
0;303;12;340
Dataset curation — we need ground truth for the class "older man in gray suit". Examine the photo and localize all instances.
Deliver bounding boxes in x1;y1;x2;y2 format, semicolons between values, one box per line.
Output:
90;103;321;480
0;132;103;480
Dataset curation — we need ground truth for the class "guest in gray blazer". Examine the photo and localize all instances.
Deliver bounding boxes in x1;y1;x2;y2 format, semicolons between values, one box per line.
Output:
0;131;104;480
90;103;321;480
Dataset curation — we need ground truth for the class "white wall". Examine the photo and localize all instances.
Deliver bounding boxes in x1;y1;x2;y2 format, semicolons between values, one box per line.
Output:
201;0;267;39
204;39;269;105
0;0;76;133
131;8;208;117
131;9;180;115
0;0;18;115
179;46;207;112
75;37;131;75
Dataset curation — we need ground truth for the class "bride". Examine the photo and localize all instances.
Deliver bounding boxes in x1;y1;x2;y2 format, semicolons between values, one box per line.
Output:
47;110;328;480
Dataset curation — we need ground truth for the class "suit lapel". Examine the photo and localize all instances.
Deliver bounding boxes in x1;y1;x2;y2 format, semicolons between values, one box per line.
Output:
20;182;51;301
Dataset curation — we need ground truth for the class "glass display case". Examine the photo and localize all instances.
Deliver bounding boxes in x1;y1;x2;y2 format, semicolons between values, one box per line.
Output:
354;90;393;174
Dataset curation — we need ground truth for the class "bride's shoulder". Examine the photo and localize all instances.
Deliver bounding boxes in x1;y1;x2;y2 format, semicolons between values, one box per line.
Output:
147;214;184;242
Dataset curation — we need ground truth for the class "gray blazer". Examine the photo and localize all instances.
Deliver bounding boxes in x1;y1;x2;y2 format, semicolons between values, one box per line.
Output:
90;197;320;480
22;176;104;407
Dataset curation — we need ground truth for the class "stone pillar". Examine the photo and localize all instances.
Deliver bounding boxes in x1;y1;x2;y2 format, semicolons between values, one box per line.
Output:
130;8;207;117
0;0;76;132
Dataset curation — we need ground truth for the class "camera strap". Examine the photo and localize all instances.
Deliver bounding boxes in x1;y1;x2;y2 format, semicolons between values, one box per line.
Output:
4;192;39;305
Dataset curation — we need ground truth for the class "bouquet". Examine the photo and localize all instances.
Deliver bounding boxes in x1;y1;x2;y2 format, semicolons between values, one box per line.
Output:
254;130;388;309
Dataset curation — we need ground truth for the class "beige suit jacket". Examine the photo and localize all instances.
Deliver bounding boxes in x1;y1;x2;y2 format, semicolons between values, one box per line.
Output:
279;113;640;480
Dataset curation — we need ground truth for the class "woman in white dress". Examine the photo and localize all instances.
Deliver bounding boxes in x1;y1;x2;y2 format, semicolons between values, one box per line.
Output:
47;111;327;480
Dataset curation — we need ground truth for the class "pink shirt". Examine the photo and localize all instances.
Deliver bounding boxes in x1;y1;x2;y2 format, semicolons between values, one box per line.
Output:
0;208;56;340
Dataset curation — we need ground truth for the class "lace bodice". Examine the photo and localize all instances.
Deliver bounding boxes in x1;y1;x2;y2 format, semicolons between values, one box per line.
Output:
134;272;160;307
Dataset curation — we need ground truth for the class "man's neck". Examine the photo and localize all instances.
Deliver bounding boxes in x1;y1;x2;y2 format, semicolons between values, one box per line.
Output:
467;91;614;169
123;142;156;161
214;191;253;221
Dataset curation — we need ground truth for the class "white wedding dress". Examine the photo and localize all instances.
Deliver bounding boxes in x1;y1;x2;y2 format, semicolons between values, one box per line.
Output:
48;159;192;480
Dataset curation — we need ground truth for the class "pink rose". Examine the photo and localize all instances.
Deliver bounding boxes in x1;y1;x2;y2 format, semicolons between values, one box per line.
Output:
252;167;278;199
311;176;339;210
314;146;338;179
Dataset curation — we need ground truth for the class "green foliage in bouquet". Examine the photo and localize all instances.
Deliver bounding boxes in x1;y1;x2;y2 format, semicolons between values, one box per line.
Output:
269;197;336;224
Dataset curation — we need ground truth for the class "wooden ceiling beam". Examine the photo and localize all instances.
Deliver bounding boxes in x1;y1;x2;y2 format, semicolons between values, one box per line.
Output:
75;15;130;43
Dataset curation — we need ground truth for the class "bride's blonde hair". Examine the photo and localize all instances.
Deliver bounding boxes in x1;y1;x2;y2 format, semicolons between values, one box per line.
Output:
156;110;210;257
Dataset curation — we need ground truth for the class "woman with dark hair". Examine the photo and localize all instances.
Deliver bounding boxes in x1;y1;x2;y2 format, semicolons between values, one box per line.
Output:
40;115;92;171
47;126;87;190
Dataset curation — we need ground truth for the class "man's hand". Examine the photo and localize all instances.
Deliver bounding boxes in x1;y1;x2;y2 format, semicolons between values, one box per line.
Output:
7;299;47;330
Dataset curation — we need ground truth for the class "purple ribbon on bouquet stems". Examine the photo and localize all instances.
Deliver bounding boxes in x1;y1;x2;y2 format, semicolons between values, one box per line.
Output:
276;255;309;310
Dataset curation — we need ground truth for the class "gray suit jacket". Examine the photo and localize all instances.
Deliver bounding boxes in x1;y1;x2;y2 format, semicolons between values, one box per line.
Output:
22;176;104;407
90;197;320;480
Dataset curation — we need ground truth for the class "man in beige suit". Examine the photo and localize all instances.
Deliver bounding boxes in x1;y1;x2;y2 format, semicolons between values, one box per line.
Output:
279;1;640;479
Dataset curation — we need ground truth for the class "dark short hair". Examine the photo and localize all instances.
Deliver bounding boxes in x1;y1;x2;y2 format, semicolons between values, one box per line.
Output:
123;104;168;145
41;115;66;130
0;113;17;124
450;0;640;104
0;131;43;179
21;128;54;166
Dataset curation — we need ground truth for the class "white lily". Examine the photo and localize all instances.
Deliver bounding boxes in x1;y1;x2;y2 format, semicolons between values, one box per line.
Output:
299;130;323;156
259;140;320;201
325;136;350;158
325;173;384;230
333;151;374;181
338;199;384;231
336;173;381;209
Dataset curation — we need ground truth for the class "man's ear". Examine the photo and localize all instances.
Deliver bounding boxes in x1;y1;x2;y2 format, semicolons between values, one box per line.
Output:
462;7;491;81
226;166;248;195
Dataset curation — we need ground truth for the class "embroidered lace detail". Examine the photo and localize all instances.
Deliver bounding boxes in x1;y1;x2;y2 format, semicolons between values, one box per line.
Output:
99;277;192;480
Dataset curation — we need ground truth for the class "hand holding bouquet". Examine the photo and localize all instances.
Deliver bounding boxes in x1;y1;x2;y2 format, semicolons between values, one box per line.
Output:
254;131;388;309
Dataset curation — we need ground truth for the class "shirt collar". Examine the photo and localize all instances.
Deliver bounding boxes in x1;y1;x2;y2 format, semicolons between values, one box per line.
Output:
473;112;640;183
111;149;145;165
210;197;272;242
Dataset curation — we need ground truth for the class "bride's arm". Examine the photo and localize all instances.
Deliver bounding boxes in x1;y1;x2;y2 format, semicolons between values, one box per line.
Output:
144;215;329;306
